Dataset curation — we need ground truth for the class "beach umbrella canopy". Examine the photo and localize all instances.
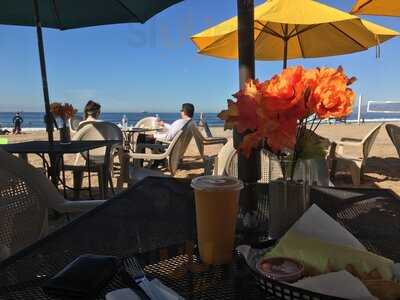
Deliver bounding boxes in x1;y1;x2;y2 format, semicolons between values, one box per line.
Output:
191;0;399;69
0;0;183;142
351;0;400;17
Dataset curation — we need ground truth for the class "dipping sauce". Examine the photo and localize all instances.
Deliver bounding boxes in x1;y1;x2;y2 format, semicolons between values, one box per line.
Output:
256;257;304;283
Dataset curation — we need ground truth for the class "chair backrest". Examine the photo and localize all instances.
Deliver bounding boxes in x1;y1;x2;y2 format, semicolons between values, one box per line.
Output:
198;113;213;138
134;117;158;129
192;125;206;157
361;123;383;159
168;120;194;175
214;140;282;183
386;124;400;158
203;122;213;138
68;116;83;133
214;139;236;176
72;121;123;164
0;149;68;259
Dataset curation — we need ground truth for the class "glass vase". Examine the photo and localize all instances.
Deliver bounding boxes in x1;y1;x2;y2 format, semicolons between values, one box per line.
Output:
59;123;71;145
267;157;310;239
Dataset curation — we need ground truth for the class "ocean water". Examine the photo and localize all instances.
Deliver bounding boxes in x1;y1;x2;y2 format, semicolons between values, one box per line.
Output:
0;112;221;130
0;109;399;130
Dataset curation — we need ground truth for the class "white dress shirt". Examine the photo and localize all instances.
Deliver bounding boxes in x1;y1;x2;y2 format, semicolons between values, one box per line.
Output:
155;118;190;142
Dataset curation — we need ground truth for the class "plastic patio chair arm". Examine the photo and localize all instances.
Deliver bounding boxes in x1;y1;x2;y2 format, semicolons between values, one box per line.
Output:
204;136;228;143
135;143;167;153
335;140;363;147
340;137;363;143
128;150;169;161
55;200;106;214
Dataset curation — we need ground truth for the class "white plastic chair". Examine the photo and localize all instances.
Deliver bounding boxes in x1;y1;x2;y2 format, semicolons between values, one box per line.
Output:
128;121;194;182
330;123;383;185
210;139;283;183
0;149;105;260
198;113;219;138
66;121;123;199
210;140;331;185
68;116;83;134
192;124;228;159
134;117;158;129
386;124;400;158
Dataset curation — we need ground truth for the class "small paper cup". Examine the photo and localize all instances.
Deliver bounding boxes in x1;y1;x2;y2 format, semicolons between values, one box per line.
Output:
256;257;304;283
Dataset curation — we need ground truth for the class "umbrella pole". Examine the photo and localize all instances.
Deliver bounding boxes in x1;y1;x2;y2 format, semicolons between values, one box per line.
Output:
33;0;54;143
283;38;288;69
236;0;260;234
283;24;289;69
237;0;255;87
33;0;59;186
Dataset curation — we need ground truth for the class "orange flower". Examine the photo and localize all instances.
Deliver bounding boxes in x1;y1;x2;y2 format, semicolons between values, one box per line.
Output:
50;102;62;117
261;112;297;153
50;102;76;120
63;103;77;120
218;99;239;130
261;66;305;112
235;79;261;99
240;131;263;156
309;67;356;119
235;94;259;133
218;65;356;156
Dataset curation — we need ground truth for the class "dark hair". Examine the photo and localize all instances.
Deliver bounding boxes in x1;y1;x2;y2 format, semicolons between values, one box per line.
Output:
84;100;101;119
181;103;194;118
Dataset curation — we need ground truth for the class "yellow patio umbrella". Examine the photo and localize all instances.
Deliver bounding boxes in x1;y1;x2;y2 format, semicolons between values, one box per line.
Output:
192;0;399;69
351;0;400;17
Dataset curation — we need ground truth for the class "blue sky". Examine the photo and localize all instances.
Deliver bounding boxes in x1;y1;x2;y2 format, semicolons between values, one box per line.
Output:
0;0;399;113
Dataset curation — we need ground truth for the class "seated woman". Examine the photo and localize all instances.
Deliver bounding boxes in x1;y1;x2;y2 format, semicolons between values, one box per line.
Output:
79;100;102;129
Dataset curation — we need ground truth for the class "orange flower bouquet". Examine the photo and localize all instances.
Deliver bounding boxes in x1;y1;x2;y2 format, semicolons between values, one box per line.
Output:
219;66;356;177
50;102;77;128
50;102;77;143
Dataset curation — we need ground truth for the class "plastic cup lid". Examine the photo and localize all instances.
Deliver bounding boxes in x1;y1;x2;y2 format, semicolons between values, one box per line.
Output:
191;176;244;192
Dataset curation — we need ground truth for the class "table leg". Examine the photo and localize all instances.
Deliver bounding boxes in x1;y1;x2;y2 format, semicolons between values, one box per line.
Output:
117;150;129;188
18;153;28;161
49;153;59;186
87;150;93;199
61;155;67;199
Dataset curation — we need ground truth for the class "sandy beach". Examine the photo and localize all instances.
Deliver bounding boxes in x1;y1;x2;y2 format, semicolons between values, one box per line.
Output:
3;122;400;197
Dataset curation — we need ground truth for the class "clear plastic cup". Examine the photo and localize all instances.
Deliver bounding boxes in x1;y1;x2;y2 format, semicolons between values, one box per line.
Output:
191;176;244;265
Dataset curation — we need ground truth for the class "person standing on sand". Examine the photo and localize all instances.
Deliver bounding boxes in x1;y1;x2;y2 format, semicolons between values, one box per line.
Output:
12;112;23;134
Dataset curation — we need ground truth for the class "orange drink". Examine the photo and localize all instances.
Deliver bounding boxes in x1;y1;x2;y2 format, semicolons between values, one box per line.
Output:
191;176;243;265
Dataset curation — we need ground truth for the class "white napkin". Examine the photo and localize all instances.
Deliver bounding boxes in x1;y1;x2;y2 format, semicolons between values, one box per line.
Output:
290;204;366;250
293;271;376;300
105;279;185;300
148;279;185;300
106;288;141;300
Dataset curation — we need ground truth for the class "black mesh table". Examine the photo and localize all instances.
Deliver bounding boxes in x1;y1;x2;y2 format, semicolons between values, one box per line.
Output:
0;140;120;198
0;177;399;300
0;140;120;155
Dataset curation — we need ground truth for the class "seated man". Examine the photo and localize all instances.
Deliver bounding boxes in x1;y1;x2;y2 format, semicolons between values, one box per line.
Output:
155;103;194;142
135;103;194;167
